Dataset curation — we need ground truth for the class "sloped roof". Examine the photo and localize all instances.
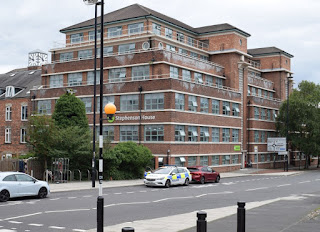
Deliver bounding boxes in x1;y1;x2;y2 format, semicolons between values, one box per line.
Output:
0;68;42;99
60;4;250;36
248;47;294;58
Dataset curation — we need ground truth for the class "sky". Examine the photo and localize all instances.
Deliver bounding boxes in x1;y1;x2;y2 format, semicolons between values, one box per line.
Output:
0;0;319;87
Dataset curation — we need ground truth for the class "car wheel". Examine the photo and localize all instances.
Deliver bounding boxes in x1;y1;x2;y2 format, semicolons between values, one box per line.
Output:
0;190;10;202
200;176;205;184
38;187;48;199
165;179;171;188
184;178;189;186
215;175;220;183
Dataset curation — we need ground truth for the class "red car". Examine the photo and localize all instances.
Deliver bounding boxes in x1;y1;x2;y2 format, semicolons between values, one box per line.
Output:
187;166;220;184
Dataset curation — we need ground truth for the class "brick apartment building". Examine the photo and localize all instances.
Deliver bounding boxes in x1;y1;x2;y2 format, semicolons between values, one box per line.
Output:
29;4;295;172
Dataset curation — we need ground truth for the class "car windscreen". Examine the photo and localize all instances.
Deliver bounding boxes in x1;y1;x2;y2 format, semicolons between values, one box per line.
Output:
187;168;199;172
153;168;172;174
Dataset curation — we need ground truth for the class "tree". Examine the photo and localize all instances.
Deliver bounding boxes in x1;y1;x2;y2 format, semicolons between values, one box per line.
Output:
52;92;88;129
276;81;320;168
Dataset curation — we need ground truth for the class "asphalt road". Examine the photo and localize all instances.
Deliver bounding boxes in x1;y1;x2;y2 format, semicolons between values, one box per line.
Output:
0;171;319;232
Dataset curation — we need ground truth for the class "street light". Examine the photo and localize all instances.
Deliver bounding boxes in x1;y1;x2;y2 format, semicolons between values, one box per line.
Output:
286;74;293;172
84;1;105;231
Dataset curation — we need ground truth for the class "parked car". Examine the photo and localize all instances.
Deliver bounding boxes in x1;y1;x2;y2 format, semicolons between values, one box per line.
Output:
0;172;50;202
144;166;191;188
187;166;220;184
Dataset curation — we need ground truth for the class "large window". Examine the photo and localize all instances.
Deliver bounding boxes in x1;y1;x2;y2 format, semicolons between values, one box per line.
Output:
132;65;149;80
232;103;240;116
50;75;63;88
254;131;260;143
145;125;164;141
261;108;266;120
216;78;223;88
118;43;135;54
177;32;184;42
170;66;179;79
205;75;213;86
96;126;114;141
175;93;185;110
200;127;209;142
188;156;197;166
96;46;113;57
212;100;220;114
232;129;239;142
38;100;51;114
80;98;92;113
5;128;11;143
200;98;209;113
108;26;122;38
267;109;271;120
232;155;239;164
222;155;230;165
87;71;100;85
179;48;188;55
78;49;92;59
188;95;198;112
212;128;220;142
194;73;203;84
88;29;101;41
70;33;84;44
182;69;191;81
165;28;173;38
222;101;230;115
175;125;185;141
5;106;12;121
254;107;260;119
152;23;161;35
120;126;138;141
261;131;266;143
97;96;114;112
166;44;176;52
145;93;164;110
60;52;73;62
188;126;198;142
109;68;126;83
21;105;28;121
200;156;208;166
212;155;220;166
68;73;82;86
120;95;139;111
128;22;144;35
20;128;26;143
222;128;230;142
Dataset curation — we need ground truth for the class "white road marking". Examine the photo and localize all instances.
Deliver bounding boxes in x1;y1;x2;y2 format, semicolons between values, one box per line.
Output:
195;194;207;198
151;189;159;191
0;202;23;207
68;197;77;199
49;198;60;201
299;181;311;184
28;224;43;227
315;179;320;181
4;212;42;221
246;187;268;191
45;209;91;214
49;226;65;230
126;192;134;194
222;182;235;186
104;202;150;208
82;195;92;198
139;190;147;193
8;221;22;224
277;184;291;187
114;193;122;195
153;196;193;203
72;229;86;232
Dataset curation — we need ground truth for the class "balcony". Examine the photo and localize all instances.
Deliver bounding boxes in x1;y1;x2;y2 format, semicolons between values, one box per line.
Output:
248;59;261;69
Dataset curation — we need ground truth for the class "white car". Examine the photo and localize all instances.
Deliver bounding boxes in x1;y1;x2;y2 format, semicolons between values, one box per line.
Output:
144;166;191;188
0;172;50;202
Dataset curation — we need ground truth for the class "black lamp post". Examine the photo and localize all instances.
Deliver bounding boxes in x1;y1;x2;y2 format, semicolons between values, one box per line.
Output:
286;75;293;171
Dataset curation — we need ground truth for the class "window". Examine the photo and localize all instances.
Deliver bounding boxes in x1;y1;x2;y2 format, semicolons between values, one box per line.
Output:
267;109;271;120
5;106;12;121
120;125;138;141
96;96;114;112
187;37;195;46
60;52;73;62
152;23;161;35
87;71;100;85
68;73;82;86
188;95;198;112
254;107;260;119
128;22;144;35
178;48;188;55
200;55;208;61
165;28;173;38
182;69;191;81
212;155;219;166
200;98;209;113
175;93;185;110
264;90;268;99
269;92;274;100
212;100;220;114
190;52;198;58
232;129;239;142
258;89;262;97
212;128;220;142
188;126;198;142
194;73;203;84
267;154;271;161
261;108;266;120
170;66;179;79
261;154;265;162
248;88;251;96
232;155;239;164
222;128;230;142
261;131;266;143
20;128;26;143
96;126;114;141
5;128;11;143
222;101;230;115
205;75;213;86
175;125;185;141
251;87;256;96
177;32;184;42
80;98;92;113
216;78;223;88
273;110;277;121
166;44;176;52
108;26;122;38
78;49;92;59
200;127;209;142
21;105;28;121
3;175;16;181
88;29;101;41
109;68;126;83
132;65;149;80
175;158;183;167
232;103;240;116
254;131;260;143
16;174;34;182
222;155;230;165
145;125;164;141
188;156;197;166
120;95;139;111
118;43;135;54
200;156;208;166
145;93;164;110
96;46;113;56
70;33;84;44
38;100;51;114
50;75;63;88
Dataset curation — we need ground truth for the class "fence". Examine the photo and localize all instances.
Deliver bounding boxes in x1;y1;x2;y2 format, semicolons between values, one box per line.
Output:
0;158;43;179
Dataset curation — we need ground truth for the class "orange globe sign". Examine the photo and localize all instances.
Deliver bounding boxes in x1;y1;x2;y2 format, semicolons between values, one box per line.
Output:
104;103;116;123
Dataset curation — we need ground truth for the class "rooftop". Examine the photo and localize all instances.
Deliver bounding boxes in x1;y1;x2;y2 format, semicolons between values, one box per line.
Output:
248;47;294;58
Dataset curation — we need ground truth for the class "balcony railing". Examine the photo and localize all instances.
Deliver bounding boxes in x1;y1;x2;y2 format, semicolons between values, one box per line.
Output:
248;59;261;69
52;25;209;51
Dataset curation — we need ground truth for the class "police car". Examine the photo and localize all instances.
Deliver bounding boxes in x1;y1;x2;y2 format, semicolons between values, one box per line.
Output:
144;166;191;188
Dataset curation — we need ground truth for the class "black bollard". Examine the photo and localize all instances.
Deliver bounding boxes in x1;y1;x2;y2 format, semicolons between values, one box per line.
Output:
97;196;104;232
122;227;134;232
197;211;207;232
237;202;245;232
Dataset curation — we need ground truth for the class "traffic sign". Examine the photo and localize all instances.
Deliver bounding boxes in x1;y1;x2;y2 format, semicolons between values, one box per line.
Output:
267;137;286;152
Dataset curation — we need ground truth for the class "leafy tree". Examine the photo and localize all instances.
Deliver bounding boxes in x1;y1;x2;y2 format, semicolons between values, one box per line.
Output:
52;92;88;129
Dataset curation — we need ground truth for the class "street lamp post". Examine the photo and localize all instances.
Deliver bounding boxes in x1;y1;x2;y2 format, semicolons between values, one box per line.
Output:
286;75;293;172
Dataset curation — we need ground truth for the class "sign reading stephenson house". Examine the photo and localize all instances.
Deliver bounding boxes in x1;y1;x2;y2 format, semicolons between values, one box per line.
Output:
115;115;156;121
